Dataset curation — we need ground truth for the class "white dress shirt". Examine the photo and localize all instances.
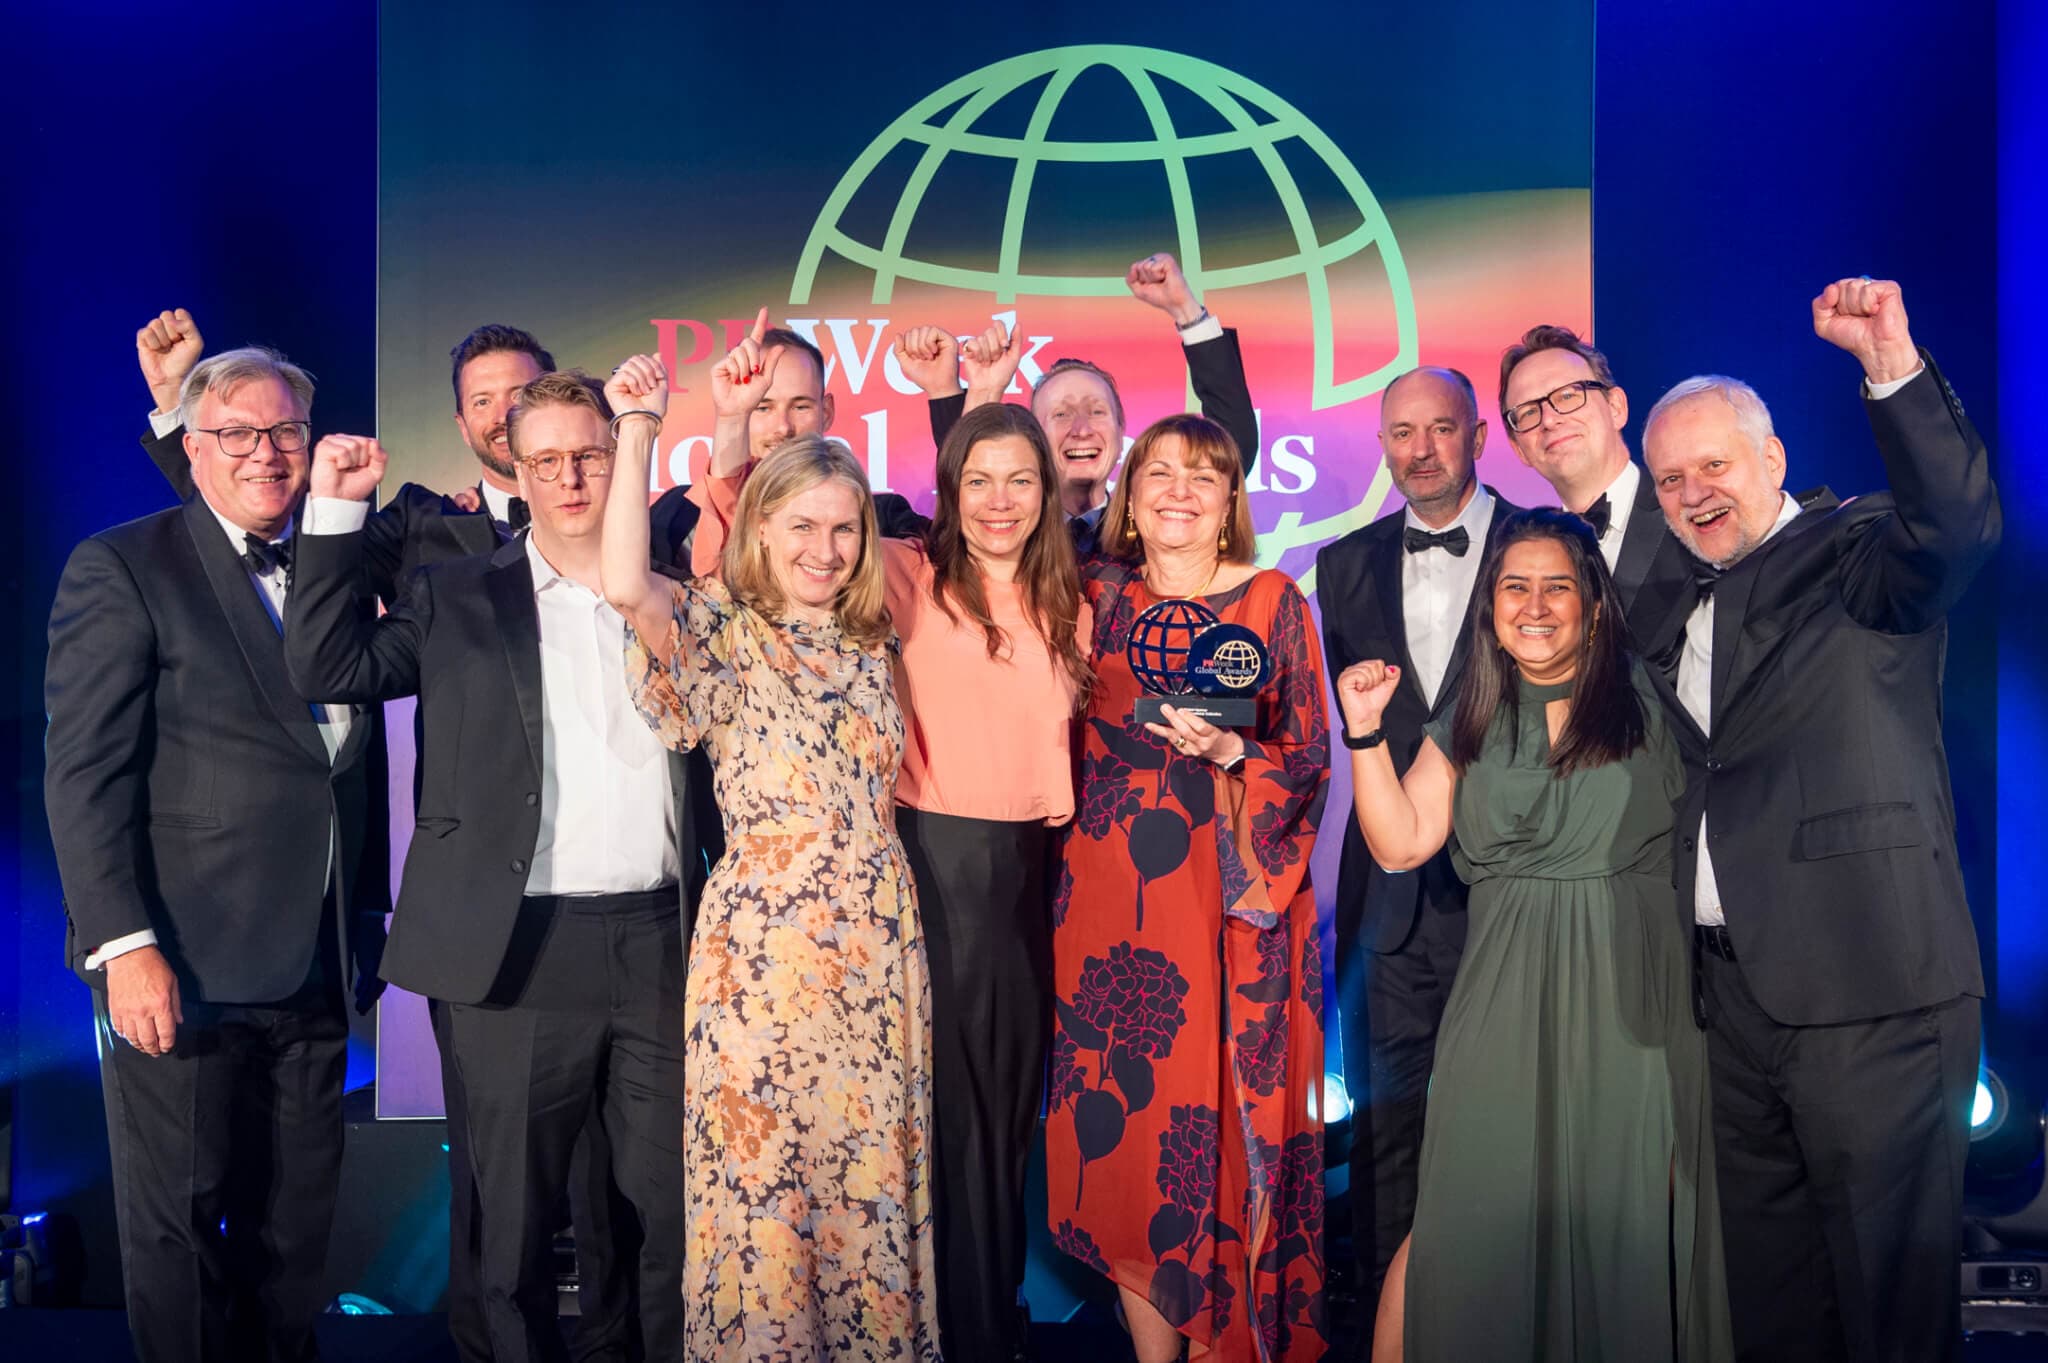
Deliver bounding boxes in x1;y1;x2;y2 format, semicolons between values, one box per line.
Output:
1401;486;1496;707
89;497;352;968
1590;459;1640;573
479;479;517;527
1679;364;1921;926
521;536;679;895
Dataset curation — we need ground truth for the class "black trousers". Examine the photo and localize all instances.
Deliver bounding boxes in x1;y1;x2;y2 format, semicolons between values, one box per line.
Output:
1699;947;1978;1363
448;892;686;1363
95;978;348;1363
897;807;1055;1363
429;999;640;1363
1334;858;1466;1318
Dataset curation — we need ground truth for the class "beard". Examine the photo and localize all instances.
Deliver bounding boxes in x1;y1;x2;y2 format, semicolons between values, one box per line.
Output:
469;424;515;480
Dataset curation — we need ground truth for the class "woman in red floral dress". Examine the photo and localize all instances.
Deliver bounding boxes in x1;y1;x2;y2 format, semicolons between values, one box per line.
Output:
1046;413;1331;1363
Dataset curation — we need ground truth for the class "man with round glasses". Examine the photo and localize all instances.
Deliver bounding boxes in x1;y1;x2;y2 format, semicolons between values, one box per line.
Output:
1498;324;1694;640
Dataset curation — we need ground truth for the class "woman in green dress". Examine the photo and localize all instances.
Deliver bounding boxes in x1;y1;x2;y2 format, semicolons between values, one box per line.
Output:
1337;508;1731;1363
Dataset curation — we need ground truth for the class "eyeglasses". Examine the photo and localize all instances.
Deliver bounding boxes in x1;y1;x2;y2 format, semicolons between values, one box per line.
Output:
1504;381;1611;434
193;422;312;457
517;447;615;482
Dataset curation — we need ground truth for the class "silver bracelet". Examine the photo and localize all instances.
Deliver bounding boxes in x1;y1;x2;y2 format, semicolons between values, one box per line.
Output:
1174;306;1213;333
608;409;664;438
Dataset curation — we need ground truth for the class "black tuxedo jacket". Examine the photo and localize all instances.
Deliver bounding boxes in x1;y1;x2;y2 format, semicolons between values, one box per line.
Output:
283;530;715;1005
1316;488;1521;952
1611;463;1697;648
1645;356;1997;1026
45;497;388;1001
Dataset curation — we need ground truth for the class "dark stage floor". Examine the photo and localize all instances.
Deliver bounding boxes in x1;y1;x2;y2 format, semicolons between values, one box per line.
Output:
1;1310;2045;1362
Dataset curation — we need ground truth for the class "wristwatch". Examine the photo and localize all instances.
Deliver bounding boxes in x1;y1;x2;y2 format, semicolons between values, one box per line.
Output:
1343;726;1386;750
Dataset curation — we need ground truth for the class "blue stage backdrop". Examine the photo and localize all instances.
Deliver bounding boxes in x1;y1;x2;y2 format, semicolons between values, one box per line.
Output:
5;0;2017;1315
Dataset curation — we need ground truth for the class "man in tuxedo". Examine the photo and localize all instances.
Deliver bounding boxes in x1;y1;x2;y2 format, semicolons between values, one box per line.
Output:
895;251;1259;552
46;346;388;1363
285;371;701;1363
1313;366;1517;1326
136;310;649;1362
1638;278;1996;1363
1498;324;1693;641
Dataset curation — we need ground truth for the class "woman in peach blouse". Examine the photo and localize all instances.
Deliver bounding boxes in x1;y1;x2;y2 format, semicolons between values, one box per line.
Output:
693;360;1092;1361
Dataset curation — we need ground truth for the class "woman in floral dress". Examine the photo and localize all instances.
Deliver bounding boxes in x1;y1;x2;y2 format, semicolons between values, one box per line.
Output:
598;352;939;1362
1047;413;1331;1363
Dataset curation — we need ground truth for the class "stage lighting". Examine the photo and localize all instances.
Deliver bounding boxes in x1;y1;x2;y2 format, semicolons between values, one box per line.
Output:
1309;1070;1353;1125
328;1292;394;1315
0;1212;54;1307
1975;1069;2008;1137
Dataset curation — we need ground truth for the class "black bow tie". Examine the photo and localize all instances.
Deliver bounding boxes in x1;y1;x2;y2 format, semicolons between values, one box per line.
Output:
1580;493;1613;539
243;533;293;579
507;497;531;532
1689;556;1725;602
1402;525;1470;557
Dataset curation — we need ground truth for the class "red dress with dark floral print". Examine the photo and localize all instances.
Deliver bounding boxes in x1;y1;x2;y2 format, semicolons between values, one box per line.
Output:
1046;564;1330;1363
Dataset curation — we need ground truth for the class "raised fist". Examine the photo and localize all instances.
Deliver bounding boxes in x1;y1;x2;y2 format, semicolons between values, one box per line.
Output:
137;308;204;416
1812;277;1919;385
893;326;961;398
310;434;388;503
1125;253;1203;326
959;319;1024;400
709;307;779;421
605;352;671;428
1335;660;1401;737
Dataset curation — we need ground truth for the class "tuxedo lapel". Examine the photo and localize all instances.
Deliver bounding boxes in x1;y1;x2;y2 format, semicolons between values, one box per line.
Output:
181;498;331;768
486;539;546;778
1609;466;1666;613
1710;491;1838;722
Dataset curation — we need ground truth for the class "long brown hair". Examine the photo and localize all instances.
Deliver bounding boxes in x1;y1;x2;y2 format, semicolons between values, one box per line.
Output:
1448;508;1645;776
1100;413;1258;565
720;435;892;651
926;403;1092;704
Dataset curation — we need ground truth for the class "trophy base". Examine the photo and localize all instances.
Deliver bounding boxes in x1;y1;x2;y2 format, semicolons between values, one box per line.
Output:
1135;695;1258;728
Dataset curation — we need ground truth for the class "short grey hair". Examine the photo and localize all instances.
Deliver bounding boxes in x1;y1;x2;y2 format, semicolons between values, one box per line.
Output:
1645;375;1775;455
178;346;315;430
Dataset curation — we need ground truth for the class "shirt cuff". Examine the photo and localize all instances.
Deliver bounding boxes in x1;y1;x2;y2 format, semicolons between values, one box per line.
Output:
148;408;181;438
304;498;372;535
86;929;158;971
1863;364;1926;401
1178;313;1224;346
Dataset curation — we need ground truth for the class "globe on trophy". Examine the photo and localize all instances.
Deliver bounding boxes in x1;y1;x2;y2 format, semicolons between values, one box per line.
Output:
1127;599;1273;728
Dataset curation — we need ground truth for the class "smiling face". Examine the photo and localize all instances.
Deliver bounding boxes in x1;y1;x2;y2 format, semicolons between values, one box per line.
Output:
759;478;864;618
510;401;614;548
183;376;310;539
955;433;1045;571
1130;433;1231;557
1032;367;1123;506
748;346;835;461
455;348;547;481
1381;368;1484;524
1502;348;1631;505
1644;392;1787;568
1492;536;1587;683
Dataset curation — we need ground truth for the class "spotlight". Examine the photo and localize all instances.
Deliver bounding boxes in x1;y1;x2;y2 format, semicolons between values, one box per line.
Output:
327;1292;394;1315
1309;1070;1353;1125
0;1212;55;1307
1975;1070;2009;1139
1967;1065;2042;1193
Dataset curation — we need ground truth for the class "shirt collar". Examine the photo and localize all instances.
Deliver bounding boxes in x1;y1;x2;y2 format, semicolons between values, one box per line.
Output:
201;494;295;554
1403;482;1494;537
479;479;516;524
1070;503;1106;530
1760;490;1801;544
1599;460;1640;516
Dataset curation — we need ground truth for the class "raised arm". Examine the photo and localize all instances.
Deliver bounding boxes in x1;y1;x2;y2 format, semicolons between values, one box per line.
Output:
136;307;205;498
285;435;429;704
1812;278;2002;631
685;312;783;576
1336;660;1456;870
1127;253;1259;476
599;353;676;643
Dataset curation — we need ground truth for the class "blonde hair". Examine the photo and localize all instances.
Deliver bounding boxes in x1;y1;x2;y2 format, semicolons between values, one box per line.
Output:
722;435;891;651
1102;413;1257;564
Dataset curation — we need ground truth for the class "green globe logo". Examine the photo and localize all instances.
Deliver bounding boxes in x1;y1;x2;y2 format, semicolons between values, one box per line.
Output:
792;45;1416;409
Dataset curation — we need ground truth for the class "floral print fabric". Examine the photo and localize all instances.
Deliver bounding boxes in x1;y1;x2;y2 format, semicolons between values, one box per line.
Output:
1046;565;1331;1362
625;576;939;1362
